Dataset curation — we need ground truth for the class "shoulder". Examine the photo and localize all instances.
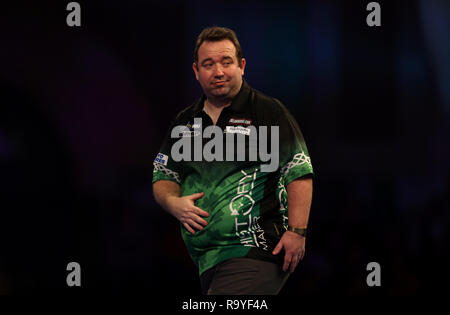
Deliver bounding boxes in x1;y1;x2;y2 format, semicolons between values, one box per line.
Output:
249;86;290;123
170;100;201;125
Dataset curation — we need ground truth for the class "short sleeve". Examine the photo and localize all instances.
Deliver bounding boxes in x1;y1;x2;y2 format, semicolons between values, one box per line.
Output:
152;115;184;185
275;100;314;186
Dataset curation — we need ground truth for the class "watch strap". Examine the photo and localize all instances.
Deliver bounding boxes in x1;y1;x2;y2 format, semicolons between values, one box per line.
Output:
287;226;307;237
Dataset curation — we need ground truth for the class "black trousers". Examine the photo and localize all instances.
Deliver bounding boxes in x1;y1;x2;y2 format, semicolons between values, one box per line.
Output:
200;257;290;295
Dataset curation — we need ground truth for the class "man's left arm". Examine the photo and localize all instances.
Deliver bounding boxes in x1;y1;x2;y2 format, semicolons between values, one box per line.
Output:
272;176;313;273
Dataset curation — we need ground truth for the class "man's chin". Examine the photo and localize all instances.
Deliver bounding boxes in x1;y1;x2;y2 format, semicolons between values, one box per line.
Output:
210;88;229;98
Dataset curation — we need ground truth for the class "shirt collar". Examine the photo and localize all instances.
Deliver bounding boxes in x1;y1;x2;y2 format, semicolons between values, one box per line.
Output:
191;79;251;116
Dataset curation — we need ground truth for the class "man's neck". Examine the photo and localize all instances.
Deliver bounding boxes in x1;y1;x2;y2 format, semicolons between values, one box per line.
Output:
204;98;231;110
203;98;229;125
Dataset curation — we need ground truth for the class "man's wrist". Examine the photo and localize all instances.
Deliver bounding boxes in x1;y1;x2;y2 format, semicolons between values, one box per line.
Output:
164;194;180;212
287;225;307;237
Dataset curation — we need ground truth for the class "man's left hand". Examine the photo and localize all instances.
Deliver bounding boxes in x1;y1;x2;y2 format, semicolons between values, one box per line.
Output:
272;231;305;273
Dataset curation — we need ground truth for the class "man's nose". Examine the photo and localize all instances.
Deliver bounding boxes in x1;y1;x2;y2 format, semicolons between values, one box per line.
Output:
213;64;224;76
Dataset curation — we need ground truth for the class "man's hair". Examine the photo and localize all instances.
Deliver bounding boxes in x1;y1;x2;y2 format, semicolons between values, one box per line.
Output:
193;26;243;67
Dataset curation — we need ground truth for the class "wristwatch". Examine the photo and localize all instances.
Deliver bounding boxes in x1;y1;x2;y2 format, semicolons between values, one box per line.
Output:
287;226;307;237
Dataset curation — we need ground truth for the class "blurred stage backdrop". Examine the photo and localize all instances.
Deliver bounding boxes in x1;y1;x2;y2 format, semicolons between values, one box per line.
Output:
1;0;449;295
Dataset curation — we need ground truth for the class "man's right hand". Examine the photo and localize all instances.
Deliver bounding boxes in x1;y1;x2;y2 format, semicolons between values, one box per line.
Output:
166;192;209;234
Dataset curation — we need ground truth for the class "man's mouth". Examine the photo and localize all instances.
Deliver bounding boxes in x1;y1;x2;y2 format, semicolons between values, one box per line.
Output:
213;81;226;87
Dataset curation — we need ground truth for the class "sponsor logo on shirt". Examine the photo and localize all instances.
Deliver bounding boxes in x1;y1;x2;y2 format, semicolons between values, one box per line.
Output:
186;120;201;130
154;153;168;166
225;126;251;136
228;117;252;126
183;120;201;137
180;130;201;137
231;167;268;250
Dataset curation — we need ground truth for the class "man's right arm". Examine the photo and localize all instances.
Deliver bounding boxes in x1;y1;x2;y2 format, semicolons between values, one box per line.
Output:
153;180;182;212
153;180;209;234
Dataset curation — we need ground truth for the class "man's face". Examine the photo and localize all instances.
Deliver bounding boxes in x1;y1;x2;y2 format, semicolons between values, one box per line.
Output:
193;39;246;101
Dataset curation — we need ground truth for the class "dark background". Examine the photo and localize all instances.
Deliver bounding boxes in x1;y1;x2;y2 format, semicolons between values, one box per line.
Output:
1;0;449;296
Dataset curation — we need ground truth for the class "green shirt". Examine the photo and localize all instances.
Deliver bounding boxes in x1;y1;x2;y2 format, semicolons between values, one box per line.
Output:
153;80;313;275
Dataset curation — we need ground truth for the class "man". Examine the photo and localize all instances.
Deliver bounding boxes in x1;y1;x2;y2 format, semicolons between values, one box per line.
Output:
153;26;313;295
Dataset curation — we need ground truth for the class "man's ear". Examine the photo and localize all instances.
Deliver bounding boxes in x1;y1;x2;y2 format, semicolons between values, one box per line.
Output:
192;62;199;80
240;58;246;76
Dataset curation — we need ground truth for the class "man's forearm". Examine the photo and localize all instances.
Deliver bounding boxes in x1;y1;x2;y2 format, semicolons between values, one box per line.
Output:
153;180;181;213
286;177;313;228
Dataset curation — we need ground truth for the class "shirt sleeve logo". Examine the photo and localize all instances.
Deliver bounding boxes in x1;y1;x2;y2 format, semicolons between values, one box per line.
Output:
154;153;169;166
